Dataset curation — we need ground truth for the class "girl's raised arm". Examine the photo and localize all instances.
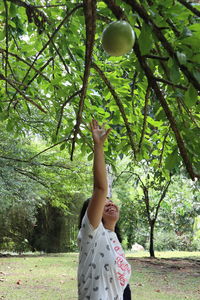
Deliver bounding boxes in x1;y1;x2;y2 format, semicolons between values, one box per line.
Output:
87;120;111;229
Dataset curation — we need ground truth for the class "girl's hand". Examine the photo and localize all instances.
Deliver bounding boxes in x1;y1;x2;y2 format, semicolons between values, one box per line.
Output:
90;119;111;145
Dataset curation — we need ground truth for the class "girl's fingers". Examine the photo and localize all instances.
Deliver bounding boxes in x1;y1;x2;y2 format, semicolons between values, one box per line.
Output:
90;120;97;130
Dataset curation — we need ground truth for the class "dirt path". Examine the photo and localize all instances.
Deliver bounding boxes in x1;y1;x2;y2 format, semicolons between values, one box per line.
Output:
129;257;200;275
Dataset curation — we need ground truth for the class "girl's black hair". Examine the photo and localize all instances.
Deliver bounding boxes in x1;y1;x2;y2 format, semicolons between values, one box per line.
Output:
78;198;122;243
78;198;91;230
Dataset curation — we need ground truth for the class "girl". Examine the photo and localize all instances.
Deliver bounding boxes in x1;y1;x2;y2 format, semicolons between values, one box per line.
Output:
77;120;131;300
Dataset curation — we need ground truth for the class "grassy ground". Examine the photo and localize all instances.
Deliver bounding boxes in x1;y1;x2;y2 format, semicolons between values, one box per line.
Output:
0;251;200;300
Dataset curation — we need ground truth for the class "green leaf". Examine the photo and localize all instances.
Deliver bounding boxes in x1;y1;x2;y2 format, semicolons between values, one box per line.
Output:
193;70;200;83
6;119;15;132
152;149;160;156
9;20;16;28
0;30;5;41
169;62;180;83
0;1;4;11
190;54;200;64
188;23;200;33
176;52;187;65
9;3;17;17
182;36;200;48
138;23;153;55
165;149;180;170
98;1;107;8
184;84;198;108
147;116;163;127
87;152;93;161
51;134;58;144
60;143;66;151
0;112;9;121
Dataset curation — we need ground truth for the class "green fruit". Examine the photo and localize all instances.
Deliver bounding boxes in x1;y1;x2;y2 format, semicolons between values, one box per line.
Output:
102;21;135;56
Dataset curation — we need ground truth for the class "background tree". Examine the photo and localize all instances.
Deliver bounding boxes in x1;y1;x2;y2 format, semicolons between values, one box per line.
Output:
113;160;200;255
114;162;171;257
0;124;92;252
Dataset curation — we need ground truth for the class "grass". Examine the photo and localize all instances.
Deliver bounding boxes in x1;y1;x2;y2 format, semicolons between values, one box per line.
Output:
0;251;200;300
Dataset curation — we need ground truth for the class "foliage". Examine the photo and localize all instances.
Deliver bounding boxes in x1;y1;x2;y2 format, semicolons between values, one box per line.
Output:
0;125;92;252
113;158;200;252
0;0;199;180
30;193;86;252
152;230;193;251
158;174;200;234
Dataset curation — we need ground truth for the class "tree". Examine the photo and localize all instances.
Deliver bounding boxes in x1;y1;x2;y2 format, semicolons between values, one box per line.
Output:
114;161;171;257
157;173;200;250
0;0;199;180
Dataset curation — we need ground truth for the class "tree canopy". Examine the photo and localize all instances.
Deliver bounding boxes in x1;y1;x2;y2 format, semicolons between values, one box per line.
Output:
0;0;200;180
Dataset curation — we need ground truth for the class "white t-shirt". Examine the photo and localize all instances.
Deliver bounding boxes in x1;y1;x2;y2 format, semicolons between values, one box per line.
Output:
77;211;131;300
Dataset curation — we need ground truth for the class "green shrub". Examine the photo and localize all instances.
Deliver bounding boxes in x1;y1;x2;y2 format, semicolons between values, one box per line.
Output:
191;238;200;251
0;237;31;253
149;230;194;251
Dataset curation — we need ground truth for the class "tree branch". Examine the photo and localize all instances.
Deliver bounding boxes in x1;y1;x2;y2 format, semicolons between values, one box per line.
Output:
25;57;53;90
123;0;200;91
103;0;124;19
0;73;47;113
134;41;197;180
154;77;187;90
138;85;151;152
153;46;198;126
0;48;51;82
143;54;169;61
131;71;138;97
34;4;70;8
47;33;70;74
29;134;73;161
71;0;97;160
3;0;9;94
154;177;172;221
177;0;200;17
7;0;49;33
0;155;73;170
132;172;151;223
117;0;199;180
158;130;170;168
92;62;137;158
14;167;49;188
9;4;83;106
56;89;82;136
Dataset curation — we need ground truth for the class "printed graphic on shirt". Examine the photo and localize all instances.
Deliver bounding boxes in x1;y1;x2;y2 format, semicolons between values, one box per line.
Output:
112;239;131;287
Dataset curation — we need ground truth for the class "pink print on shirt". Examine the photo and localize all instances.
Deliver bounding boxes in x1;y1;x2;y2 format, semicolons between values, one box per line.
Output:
114;245;125;258
116;256;131;273
116;271;127;286
113;240;131;286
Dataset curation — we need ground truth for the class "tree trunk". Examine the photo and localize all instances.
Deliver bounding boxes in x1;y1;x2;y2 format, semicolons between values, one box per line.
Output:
149;221;155;258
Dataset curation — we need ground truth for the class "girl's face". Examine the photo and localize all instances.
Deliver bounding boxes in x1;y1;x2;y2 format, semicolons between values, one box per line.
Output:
102;199;120;223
